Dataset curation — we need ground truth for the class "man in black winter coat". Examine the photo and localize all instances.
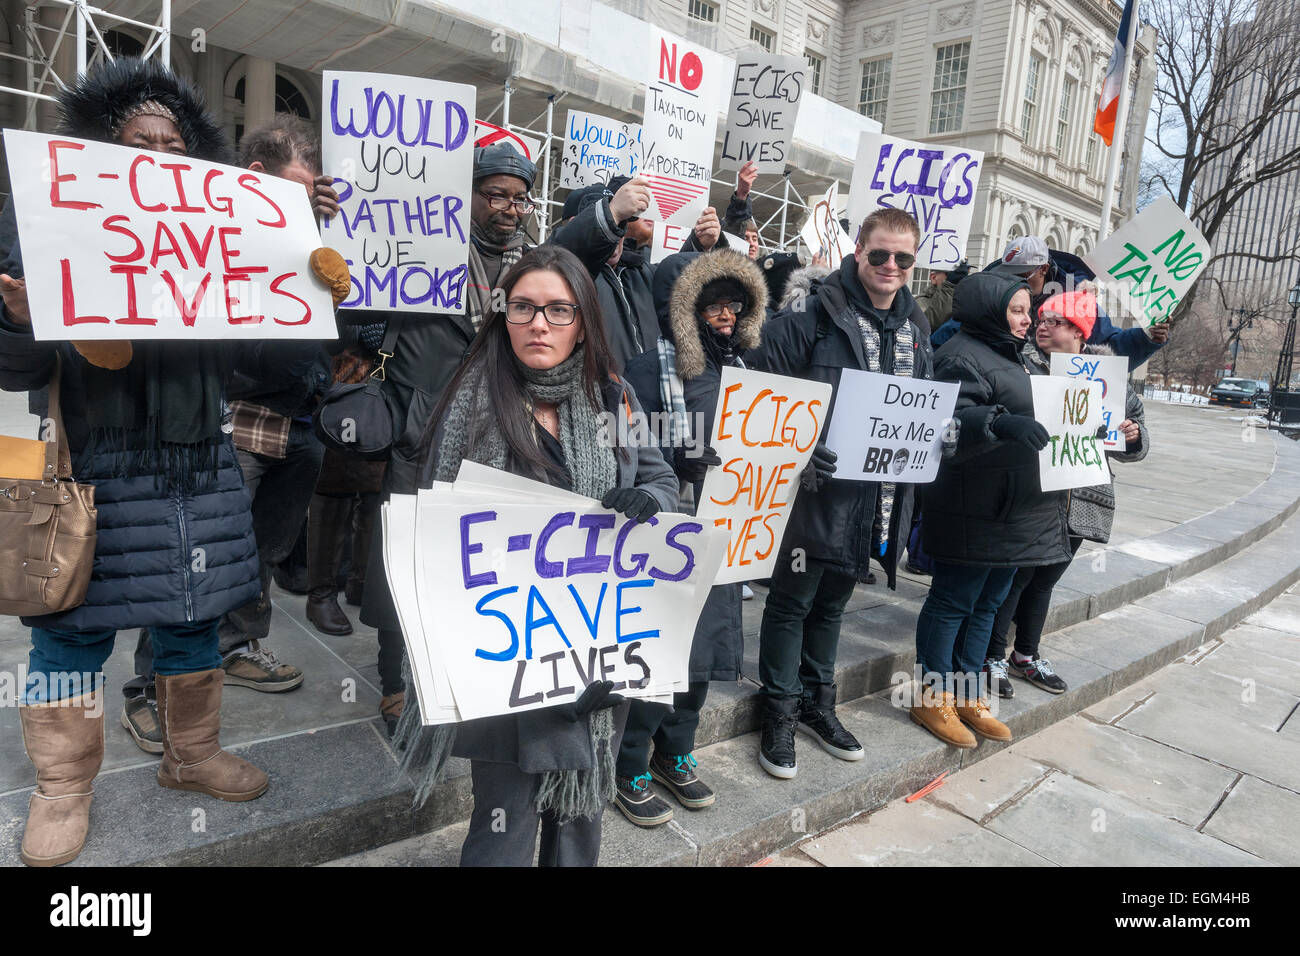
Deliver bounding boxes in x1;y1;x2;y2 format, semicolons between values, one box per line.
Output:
746;207;934;780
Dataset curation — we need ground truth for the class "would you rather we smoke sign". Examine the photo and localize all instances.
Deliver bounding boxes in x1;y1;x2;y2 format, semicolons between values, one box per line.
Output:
847;132;984;270
3;129;336;341
823;369;958;483
559;110;641;189
1082;196;1210;327
322;70;475;314
1031;376;1109;492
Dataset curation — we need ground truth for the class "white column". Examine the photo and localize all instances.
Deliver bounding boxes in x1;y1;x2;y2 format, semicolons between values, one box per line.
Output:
243;56;277;134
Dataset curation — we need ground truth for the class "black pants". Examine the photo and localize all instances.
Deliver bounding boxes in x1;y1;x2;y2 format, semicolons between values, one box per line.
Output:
758;554;857;699
460;760;604;867
615;682;709;778
987;537;1083;661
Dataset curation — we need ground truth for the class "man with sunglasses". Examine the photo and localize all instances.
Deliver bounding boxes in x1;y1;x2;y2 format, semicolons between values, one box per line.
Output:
746;207;934;779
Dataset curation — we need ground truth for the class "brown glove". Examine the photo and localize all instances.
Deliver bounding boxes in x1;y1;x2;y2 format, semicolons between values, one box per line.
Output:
72;341;133;370
310;247;351;307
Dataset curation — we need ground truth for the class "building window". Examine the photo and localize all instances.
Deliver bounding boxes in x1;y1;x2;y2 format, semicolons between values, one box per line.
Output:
1086;134;1098;174
929;41;970;134
687;0;717;22
750;24;775;52
1056;77;1076;156
804;50;824;96
910;268;932;296
1020;55;1043;141
859;57;892;125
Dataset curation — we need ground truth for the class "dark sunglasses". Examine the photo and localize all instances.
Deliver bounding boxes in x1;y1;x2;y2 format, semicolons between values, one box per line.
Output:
865;249;916;269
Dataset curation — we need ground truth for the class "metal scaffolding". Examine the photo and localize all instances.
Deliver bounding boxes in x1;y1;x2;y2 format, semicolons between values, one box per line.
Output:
0;0;171;129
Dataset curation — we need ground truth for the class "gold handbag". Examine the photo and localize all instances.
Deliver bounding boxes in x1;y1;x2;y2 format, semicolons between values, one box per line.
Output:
0;354;97;615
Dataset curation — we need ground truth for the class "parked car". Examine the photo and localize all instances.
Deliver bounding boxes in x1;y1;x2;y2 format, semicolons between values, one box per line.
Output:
1209;378;1270;407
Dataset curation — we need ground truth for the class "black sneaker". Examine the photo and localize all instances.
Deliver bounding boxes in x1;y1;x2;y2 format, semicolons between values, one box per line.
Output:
649;752;716;809
797;684;864;761
758;695;800;779
614;773;674;827
983;657;1014;699
904;561;931;576
1008;656;1068;694
121;695;164;755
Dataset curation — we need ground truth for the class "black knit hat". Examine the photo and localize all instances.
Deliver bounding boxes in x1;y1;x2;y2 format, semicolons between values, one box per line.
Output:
56;57;231;163
473;142;537;189
561;184;611;221
696;277;749;317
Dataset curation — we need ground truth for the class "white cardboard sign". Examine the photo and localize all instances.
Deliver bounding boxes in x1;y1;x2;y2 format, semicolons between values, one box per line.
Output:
823;369;959;483
695;367;832;584
1050;352;1128;450
799;181;856;268
717;52;805;175
641;26;730;263
2;130;336;341
1082;196;1210;327
1031;376;1109;492
847;131;984;270
322;70;475;314
559;110;642;189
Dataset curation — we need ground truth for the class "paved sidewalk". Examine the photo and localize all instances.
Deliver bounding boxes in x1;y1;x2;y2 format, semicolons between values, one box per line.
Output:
769;583;1300;867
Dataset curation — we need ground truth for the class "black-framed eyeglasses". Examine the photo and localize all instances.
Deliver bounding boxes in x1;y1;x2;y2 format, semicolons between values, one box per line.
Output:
479;190;536;215
505;300;579;326
702;300;746;319
1037;316;1072;330
865;249;916;269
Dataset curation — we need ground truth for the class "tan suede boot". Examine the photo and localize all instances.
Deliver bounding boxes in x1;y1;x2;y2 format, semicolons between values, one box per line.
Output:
954;698;1013;742
19;691;105;867
156;669;268;801
909;687;977;749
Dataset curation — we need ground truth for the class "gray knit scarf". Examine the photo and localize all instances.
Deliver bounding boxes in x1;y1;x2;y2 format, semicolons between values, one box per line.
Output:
395;348;618;822
466;225;526;334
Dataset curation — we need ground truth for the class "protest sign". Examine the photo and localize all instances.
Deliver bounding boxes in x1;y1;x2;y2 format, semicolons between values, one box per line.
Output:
1031;376;1109;492
823;370;959;483
473;119;542;161
560;110;641;189
718;52;805;175
321;70;474;314
847;132;984;270
1082;196;1210;327
1050;352;1128;450
799;182;856;269
641;25;730;263
1;129;336;341
696;368;832;584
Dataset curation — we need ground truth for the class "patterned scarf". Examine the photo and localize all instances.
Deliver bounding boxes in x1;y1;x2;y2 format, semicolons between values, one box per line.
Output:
397;347;618;820
852;308;915;554
465;225;526;334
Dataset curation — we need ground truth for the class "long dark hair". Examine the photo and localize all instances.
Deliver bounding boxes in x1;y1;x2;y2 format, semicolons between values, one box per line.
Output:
423;244;622;484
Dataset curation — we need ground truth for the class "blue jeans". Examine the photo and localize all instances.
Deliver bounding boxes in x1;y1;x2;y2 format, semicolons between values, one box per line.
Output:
914;562;1017;695
27;619;221;703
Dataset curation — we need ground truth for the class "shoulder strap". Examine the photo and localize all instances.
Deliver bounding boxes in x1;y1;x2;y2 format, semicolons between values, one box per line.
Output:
43;353;72;480
370;316;403;382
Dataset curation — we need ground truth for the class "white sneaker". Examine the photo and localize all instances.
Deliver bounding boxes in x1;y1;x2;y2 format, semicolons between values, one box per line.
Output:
742;584;755;601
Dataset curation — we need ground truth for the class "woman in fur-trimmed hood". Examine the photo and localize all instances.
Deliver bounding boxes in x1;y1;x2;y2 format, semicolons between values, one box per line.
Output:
615;248;768;825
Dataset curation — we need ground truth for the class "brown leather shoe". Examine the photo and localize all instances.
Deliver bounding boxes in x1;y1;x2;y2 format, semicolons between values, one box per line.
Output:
909;688;977;749
19;691;105;867
306;589;354;635
156;670;268;801
954;697;1013;742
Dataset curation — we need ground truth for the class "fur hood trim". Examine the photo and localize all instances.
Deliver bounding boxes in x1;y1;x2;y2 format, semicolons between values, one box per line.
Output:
669;249;768;380
779;264;831;311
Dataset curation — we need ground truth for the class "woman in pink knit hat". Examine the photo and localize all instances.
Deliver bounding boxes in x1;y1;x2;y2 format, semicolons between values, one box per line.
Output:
981;289;1151;698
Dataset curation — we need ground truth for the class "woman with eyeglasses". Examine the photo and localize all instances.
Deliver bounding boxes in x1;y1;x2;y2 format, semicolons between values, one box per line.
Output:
981;290;1149;699
910;271;1072;749
400;244;678;867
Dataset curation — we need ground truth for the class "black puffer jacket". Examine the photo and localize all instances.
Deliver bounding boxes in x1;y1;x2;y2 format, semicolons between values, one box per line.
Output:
589;243;659;371
746;256;934;586
921;272;1070;567
623;248;768;681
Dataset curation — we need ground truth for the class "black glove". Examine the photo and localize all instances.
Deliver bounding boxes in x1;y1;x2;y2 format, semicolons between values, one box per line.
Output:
990;413;1051;451
1095;423;1109;439
553;680;625;722
677;443;722;483
800;442;838;492
601;487;660;523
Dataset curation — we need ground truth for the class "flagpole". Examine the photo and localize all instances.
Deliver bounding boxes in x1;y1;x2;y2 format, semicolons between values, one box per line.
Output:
1097;0;1140;241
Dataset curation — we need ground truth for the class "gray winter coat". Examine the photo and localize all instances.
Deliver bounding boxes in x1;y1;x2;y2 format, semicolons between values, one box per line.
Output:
1021;341;1149;543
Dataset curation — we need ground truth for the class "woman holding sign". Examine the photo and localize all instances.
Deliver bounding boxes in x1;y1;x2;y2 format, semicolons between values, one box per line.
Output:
911;272;1070;749
982;291;1149;698
408;244;678;866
